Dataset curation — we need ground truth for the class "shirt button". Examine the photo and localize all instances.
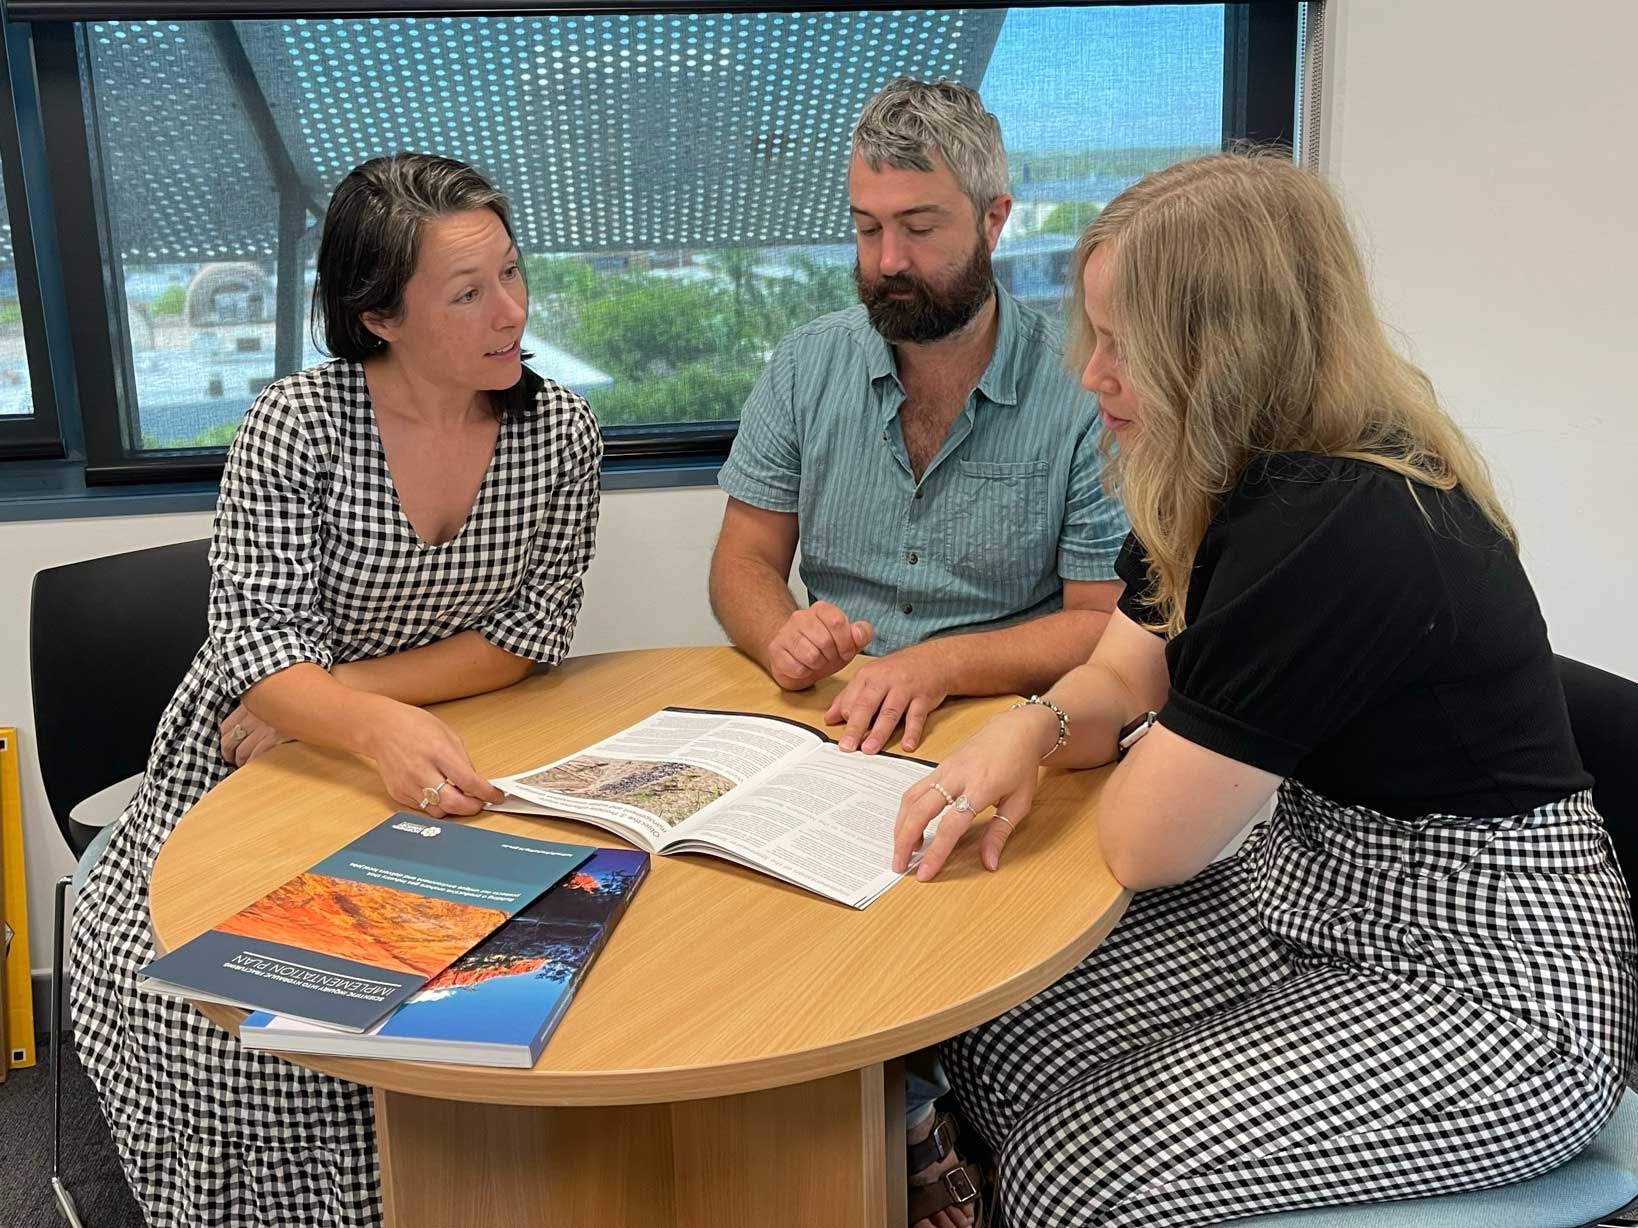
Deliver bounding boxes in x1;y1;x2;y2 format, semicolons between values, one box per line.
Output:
902;603;913;615
908;552;918;565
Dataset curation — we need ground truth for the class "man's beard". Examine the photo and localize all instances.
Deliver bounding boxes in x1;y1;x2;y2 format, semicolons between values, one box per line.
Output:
855;239;995;344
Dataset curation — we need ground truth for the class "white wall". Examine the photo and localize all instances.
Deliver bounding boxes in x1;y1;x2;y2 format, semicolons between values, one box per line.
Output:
0;487;729;975
7;0;1638;969
1317;0;1638;676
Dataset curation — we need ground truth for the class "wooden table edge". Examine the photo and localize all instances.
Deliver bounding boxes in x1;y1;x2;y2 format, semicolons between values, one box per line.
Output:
182;888;1129;1106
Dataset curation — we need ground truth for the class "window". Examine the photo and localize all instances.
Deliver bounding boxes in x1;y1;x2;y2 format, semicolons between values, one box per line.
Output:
0;19;61;460
11;2;1299;486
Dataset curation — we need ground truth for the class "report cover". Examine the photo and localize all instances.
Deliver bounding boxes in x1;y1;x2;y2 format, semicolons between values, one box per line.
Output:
139;814;592;1032
242;846;650;1066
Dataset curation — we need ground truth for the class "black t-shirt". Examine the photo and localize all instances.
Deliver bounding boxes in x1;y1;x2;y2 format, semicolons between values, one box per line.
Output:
1115;452;1590;820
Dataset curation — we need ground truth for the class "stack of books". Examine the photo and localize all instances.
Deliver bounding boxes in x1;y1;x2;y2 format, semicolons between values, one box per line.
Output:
140;814;648;1067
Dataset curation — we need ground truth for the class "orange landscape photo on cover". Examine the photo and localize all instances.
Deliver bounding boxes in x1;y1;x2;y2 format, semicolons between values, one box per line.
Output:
214;870;506;977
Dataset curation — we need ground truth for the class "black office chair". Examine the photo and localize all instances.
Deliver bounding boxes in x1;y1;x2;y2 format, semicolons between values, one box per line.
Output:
29;538;211;1228
1561;656;1638;902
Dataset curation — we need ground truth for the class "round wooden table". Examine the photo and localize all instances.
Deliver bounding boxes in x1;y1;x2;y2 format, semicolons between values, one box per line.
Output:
149;646;1129;1228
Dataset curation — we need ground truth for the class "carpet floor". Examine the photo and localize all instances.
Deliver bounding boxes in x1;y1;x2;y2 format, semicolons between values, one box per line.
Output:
0;1032;146;1228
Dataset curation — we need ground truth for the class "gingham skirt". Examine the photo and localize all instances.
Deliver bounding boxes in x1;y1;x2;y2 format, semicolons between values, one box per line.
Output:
943;780;1637;1228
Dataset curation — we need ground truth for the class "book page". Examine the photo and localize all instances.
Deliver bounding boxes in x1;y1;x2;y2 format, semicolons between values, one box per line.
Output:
670;743;930;907
490;708;821;848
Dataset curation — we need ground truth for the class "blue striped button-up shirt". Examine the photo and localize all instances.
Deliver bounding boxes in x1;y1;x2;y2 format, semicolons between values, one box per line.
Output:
718;285;1129;656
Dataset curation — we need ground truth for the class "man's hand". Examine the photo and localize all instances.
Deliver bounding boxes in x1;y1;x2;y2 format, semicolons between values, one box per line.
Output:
824;643;950;754
766;601;873;691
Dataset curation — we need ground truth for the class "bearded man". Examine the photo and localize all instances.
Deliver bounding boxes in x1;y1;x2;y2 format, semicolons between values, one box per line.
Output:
711;77;1129;758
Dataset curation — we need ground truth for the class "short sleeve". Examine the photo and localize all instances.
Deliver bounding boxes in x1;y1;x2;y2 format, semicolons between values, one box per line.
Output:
1114;533;1161;631
209;383;337;697
1158;469;1450;775
476;391;603;666
1057;424;1129;581
717;337;802;512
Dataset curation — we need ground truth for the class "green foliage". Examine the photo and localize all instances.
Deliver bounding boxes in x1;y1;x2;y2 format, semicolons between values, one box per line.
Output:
0;300;22;325
1039;202;1103;235
522;254;604;301
570;276;737;381
585;362;757;426
518;249;858;427
150;284;187;317
164;419;243;449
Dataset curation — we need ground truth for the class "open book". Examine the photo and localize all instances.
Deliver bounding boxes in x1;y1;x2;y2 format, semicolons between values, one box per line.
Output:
489;707;934;909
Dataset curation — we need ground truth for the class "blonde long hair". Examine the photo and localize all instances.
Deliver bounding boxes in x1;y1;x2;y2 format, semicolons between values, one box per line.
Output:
1067;151;1515;636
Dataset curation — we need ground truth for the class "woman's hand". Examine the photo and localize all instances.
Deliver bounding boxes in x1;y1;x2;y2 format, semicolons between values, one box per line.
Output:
891;703;1061;880
361;700;505;818
219;704;294;766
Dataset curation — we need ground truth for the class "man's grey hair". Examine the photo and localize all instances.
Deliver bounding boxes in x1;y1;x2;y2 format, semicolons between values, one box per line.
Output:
851;77;1008;220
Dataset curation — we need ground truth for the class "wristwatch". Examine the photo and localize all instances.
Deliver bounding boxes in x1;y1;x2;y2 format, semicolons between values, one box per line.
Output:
1116;711;1159;759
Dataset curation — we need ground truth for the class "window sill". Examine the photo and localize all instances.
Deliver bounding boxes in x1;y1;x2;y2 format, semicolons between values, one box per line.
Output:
0;454;724;522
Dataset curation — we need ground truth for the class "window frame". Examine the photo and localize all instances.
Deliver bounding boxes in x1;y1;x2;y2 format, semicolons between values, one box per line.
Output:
4;0;1301;490
0;19;66;460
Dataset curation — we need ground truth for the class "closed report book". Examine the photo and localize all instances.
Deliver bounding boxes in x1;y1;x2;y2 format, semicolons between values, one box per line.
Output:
240;846;649;1067
139;814;593;1032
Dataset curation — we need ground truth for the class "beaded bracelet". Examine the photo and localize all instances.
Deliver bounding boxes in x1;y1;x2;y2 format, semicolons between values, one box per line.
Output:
1009;694;1069;760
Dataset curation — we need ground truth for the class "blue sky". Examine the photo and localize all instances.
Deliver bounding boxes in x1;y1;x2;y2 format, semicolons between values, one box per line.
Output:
981;5;1224;150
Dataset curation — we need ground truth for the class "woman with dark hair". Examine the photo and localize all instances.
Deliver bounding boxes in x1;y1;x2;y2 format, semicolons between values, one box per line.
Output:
71;152;602;1227
893;152;1634;1226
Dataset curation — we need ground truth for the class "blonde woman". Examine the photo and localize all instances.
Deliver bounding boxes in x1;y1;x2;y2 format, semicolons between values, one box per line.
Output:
891;152;1635;1226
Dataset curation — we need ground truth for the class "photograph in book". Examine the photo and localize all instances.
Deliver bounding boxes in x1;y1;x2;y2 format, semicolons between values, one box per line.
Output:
517;757;734;827
489;707;939;910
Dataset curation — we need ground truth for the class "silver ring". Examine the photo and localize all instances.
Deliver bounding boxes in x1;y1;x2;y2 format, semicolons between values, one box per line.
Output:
952;795;974;815
928;780;955;805
229;723;248;745
992;814;1016;831
419;779;452;813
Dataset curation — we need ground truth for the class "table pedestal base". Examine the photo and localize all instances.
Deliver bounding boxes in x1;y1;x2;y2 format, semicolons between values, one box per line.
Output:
376;1062;908;1228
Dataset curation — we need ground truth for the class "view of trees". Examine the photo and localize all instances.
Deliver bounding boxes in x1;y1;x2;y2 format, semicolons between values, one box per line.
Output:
525;250;857;425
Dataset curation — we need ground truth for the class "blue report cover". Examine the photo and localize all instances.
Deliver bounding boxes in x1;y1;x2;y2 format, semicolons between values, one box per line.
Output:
139;815;593;1032
241;846;650;1066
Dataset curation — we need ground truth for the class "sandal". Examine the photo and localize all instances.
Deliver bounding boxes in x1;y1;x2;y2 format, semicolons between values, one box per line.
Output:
908;1110;986;1228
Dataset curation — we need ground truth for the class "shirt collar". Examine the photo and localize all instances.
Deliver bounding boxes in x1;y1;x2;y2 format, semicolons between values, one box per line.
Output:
866;283;1025;415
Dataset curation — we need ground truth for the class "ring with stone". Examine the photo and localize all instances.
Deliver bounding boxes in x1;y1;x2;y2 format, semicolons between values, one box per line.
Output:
952;795;975;815
229;723;248;745
419;779;452;812
929;780;955;805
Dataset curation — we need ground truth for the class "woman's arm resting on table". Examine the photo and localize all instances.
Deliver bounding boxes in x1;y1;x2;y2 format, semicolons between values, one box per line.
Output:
891;609;1169;877
1096;726;1280;891
240;663;505;816
219;632;534;764
331;631;534;705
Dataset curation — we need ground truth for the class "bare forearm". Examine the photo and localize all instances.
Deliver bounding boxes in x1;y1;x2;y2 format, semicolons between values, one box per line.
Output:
921;608;1112;700
242;664;398;758
709;551;799;669
331;631;533;707
1037;658;1147;769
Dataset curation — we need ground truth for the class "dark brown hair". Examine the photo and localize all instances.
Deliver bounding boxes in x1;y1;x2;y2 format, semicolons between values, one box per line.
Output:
312;152;539;419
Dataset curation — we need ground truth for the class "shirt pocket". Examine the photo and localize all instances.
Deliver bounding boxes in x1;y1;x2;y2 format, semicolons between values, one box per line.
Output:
936;459;1052;598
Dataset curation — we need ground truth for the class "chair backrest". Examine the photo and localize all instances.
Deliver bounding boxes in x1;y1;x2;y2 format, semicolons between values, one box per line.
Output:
1557;655;1638;907
29;539;211;857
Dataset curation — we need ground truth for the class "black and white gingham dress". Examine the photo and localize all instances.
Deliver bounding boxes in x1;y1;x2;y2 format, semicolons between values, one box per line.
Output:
70;360;602;1228
944;779;1636;1226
